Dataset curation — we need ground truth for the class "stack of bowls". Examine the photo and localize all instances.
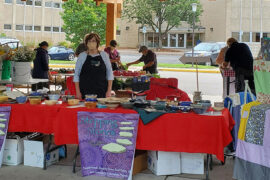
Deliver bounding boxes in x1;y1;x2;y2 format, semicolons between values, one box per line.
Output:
85;94;97;109
48;94;60;101
28;96;42;105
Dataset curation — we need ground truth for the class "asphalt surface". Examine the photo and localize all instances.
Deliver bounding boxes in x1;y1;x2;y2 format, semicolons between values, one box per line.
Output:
119;51;183;64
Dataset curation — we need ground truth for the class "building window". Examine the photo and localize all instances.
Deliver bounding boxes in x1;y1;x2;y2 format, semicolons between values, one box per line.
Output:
169;34;177;47
26;0;33;6
232;32;240;42
4;24;12;30
16;25;24;31
35;0;42;6
16;0;24;5
162;34;168;47
45;1;52;7
263;33;270;38
53;27;60;32
186;33;200;48
178;34;185;47
147;33;159;48
4;0;12;4
252;32;261;42
242;32;250;42
53;2;60;8
44;26;51;32
116;30;121;35
34;26;41;31
25;25;33;31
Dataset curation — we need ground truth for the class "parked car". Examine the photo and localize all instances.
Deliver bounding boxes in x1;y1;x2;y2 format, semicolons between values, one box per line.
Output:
179;42;226;65
48;46;75;61
0;37;22;49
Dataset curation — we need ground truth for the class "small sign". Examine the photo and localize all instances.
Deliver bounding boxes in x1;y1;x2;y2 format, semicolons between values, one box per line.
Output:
142;27;147;34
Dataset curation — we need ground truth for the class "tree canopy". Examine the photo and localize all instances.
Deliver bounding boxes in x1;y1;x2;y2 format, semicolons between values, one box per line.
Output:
123;0;203;48
61;0;107;49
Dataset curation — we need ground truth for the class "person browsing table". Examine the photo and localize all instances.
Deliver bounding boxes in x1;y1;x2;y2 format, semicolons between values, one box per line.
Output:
74;33;114;99
104;40;122;71
126;46;158;74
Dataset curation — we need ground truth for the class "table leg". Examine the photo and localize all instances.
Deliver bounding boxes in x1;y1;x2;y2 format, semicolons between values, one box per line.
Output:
73;145;80;173
210;154;213;170
206;154;210;180
227;77;230;96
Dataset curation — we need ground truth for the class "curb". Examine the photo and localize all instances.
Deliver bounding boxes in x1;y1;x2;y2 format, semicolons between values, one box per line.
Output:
49;64;220;74
158;68;220;74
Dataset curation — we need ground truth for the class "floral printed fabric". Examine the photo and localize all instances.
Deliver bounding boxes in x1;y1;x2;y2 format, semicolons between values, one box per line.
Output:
254;60;270;104
238;101;261;141
245;104;270;145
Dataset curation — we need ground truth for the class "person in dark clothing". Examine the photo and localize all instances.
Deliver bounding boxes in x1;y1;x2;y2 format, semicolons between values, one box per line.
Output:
104;40;122;71
126;46;158;74
75;43;87;57
32;41;52;91
223;38;255;94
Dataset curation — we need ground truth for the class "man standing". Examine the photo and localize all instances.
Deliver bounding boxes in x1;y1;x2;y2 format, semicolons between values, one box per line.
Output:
126;46;158;74
223;38;255;94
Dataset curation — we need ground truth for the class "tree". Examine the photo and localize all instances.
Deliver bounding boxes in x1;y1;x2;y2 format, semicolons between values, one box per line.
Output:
61;0;107;49
123;0;202;48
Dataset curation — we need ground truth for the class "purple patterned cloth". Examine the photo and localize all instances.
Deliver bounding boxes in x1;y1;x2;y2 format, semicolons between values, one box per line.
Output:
77;112;139;179
0;106;11;168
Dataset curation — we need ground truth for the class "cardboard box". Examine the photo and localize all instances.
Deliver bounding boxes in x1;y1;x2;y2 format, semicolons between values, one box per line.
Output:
23;135;59;168
181;153;204;175
147;151;181;176
3;137;24;165
132;150;148;175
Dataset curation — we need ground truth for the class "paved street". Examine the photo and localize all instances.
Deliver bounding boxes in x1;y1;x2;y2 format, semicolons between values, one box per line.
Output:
119;49;184;64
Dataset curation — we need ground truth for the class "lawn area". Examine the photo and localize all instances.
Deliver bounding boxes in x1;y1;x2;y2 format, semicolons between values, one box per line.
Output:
49;60;216;69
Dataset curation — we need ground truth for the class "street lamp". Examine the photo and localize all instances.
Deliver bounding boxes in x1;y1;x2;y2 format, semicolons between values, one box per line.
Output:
191;3;201;101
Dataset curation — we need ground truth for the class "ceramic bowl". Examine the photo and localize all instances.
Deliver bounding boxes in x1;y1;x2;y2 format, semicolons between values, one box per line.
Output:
214;102;224;108
179;101;192;107
85;101;97;109
0;96;9;103
16;96;27;104
97;104;107;109
48;94;61;101
97;98;107;104
68;99;80;106
153;104;166;110
29;97;41;105
85;94;97;99
106;103;119;109
121;102;134;109
44;100;58;106
179;106;191;113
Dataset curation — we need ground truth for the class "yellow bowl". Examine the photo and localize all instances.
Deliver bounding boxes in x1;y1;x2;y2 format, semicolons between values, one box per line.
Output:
44;100;58;106
0;96;8;103
68;99;80;106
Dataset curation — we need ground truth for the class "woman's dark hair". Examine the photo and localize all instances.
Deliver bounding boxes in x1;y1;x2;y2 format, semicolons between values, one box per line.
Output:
110;40;117;47
39;41;49;47
84;33;101;49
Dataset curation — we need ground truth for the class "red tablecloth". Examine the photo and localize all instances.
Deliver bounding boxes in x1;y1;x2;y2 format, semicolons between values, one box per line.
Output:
5;103;234;162
136;109;234;162
1;103;60;134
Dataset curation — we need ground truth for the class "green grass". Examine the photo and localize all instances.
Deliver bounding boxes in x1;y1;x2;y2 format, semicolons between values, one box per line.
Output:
49;60;216;69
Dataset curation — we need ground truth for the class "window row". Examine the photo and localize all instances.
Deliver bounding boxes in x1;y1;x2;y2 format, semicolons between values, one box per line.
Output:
232;32;270;43
4;24;64;32
5;0;62;8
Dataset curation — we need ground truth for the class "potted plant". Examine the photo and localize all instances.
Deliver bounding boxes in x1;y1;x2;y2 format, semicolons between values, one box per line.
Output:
11;46;35;82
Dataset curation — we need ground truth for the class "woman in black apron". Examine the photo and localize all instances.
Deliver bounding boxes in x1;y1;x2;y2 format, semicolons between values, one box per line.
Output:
74;33;114;99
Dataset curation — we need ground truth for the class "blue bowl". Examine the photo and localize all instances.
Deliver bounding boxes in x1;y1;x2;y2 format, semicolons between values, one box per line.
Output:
16;96;27;104
179;101;192;106
48;94;60;101
30;92;42;96
85;98;97;102
193;107;208;114
180;106;191;113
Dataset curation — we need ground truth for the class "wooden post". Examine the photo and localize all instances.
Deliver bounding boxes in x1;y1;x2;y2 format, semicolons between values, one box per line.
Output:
106;3;117;46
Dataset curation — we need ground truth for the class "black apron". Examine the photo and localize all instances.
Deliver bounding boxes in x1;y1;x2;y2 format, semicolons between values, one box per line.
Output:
79;55;108;99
